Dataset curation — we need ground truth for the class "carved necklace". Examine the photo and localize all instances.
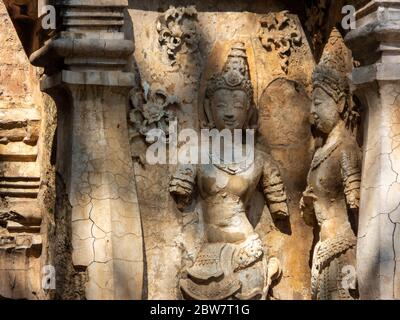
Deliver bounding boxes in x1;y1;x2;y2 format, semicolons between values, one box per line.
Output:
209;145;254;175
311;141;341;170
311;124;346;170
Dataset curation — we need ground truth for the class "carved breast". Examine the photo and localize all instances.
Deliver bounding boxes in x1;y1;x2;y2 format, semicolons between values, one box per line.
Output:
197;150;264;202
308;145;344;200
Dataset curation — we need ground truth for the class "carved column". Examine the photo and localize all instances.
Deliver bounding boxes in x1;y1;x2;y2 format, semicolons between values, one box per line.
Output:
345;0;400;299
30;0;143;299
0;0;43;299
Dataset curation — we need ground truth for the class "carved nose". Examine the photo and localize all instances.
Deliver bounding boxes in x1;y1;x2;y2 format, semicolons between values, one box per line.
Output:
310;113;318;125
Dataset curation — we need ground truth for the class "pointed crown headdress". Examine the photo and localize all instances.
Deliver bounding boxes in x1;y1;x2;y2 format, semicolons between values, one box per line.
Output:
205;42;254;104
313;28;359;131
312;28;352;103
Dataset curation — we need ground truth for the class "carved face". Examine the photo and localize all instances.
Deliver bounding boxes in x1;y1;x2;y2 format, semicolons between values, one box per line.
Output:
311;87;340;134
210;89;249;130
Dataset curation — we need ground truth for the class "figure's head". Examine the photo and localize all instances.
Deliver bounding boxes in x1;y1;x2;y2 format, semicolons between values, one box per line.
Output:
203;42;257;131
311;68;348;134
311;28;356;134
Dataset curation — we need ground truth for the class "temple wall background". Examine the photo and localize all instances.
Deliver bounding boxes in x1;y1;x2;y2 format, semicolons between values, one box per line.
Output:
128;0;320;300
0;0;56;299
0;0;351;300
0;0;398;300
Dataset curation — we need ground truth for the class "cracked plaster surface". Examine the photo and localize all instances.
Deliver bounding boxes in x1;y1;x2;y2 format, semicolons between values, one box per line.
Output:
67;86;143;300
359;82;400;299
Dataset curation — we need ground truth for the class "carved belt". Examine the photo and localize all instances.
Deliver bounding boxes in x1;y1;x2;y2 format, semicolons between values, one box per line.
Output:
181;235;264;300
313;229;356;271
311;228;356;298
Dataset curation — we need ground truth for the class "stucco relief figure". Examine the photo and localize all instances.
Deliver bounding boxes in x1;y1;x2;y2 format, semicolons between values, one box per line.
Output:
300;29;361;300
169;43;289;300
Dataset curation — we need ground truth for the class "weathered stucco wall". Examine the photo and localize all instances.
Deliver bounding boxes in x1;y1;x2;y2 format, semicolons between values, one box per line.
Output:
0;0;56;300
128;0;316;299
3;0;397;301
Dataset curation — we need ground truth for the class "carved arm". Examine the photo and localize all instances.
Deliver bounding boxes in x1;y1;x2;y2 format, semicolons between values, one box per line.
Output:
262;157;289;218
169;164;197;210
340;149;361;209
300;186;317;226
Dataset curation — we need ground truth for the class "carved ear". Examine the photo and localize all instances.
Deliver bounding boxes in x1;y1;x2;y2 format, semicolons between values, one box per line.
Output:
337;96;346;114
203;98;214;128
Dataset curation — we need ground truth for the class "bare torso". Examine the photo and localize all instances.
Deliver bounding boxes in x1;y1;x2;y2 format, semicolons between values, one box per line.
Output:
197;147;264;243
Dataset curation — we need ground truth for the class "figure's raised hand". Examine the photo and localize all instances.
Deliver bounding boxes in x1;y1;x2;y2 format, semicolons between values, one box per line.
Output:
300;187;317;226
169;164;196;210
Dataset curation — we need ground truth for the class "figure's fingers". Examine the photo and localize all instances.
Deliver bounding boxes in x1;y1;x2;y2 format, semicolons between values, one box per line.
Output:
169;179;192;194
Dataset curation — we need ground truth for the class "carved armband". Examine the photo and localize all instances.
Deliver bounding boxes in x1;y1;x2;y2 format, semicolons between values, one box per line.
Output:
169;164;196;209
340;150;361;209
262;159;289;217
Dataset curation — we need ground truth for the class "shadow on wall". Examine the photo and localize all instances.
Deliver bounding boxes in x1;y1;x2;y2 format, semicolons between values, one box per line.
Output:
128;0;306;15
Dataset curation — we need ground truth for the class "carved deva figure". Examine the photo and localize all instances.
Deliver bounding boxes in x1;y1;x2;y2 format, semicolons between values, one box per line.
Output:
169;42;289;300
300;29;361;300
